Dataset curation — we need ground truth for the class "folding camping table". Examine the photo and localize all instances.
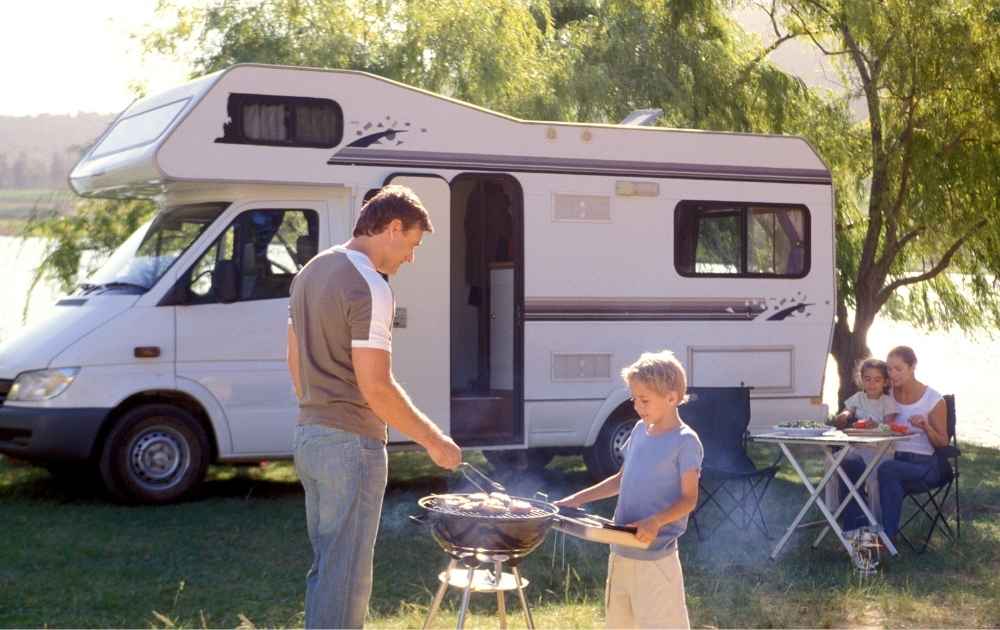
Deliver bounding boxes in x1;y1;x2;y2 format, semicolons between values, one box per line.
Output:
751;431;911;560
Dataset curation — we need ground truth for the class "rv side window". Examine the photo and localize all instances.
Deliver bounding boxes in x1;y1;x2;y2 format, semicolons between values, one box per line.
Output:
675;201;809;278
215;93;343;148
187;208;320;304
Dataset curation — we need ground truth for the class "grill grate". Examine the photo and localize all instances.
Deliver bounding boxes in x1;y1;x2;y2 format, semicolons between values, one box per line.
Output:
422;496;556;520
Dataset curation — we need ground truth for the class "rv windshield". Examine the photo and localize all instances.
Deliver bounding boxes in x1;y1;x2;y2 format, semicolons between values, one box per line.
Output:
84;203;228;292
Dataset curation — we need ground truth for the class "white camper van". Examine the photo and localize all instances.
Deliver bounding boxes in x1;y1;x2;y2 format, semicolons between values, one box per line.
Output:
0;64;834;503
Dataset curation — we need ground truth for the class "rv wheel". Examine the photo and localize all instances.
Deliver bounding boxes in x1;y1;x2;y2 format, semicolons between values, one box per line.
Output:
583;416;637;480
99;404;210;504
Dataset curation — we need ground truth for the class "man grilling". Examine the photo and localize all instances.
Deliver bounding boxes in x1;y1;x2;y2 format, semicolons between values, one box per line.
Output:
286;185;462;629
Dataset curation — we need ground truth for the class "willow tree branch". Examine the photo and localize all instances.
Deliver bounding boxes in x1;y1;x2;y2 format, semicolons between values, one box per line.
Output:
876;220;986;305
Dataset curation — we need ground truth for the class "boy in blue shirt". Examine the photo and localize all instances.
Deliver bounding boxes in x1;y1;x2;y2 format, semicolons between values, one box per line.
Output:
556;350;703;629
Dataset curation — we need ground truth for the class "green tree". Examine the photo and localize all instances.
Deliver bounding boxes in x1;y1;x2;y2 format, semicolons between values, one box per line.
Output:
145;0;565;119
756;0;1000;401
20;199;155;318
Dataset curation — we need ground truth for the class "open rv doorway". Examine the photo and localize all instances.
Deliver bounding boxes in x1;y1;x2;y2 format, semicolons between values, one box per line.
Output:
449;174;524;446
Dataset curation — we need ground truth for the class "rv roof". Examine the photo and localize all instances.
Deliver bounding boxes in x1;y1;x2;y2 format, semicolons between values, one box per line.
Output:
70;63;831;198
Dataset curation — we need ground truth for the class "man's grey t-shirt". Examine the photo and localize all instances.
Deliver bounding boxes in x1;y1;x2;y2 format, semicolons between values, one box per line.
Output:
288;245;394;442
612;421;703;560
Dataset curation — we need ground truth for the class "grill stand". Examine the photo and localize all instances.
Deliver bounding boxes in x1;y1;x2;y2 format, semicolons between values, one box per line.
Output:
421;554;534;630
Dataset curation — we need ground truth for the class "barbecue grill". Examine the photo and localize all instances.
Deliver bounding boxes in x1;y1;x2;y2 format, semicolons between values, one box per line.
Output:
413;463;646;629
417;494;558;564
414;464;551;629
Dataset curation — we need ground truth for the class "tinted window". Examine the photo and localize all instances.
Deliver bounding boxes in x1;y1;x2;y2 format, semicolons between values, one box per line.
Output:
91;99;189;158
675;201;809;278
187;208;320;304
215;93;343;148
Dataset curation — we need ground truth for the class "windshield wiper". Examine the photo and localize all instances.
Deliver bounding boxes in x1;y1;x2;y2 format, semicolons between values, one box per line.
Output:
79;281;149;295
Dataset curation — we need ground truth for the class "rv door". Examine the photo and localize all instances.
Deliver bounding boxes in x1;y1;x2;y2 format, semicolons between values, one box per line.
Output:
383;175;451;441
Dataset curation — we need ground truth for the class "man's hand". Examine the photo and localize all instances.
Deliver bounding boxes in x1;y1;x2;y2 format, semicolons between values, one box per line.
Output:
426;434;462;470
910;414;928;430
627;515;663;545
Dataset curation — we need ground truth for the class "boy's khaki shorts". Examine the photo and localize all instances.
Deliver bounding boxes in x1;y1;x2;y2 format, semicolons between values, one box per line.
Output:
605;550;690;629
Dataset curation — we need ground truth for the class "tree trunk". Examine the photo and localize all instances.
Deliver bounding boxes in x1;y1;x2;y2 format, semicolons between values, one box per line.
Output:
830;315;873;407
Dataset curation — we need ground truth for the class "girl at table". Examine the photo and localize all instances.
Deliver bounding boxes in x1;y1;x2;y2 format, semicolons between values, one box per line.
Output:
832;358;899;431
841;346;950;540
831;358;899;522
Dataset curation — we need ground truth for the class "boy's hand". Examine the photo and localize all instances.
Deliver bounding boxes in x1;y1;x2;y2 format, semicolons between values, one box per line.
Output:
554;496;584;509
627;516;663;544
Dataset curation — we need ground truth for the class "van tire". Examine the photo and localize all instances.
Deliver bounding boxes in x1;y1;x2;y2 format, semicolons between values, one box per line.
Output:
583;416;637;481
98;404;210;504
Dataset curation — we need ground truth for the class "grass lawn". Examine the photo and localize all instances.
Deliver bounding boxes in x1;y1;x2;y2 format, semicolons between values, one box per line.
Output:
1;444;998;628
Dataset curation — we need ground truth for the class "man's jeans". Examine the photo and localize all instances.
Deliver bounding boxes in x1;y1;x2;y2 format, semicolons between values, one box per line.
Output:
293;424;388;629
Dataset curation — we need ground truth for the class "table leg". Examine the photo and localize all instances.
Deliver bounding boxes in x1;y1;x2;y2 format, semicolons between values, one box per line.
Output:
814;441;899;555
770;442;853;559
495;559;507;630
423;559;456;630
456;565;476;630
513;566;534;630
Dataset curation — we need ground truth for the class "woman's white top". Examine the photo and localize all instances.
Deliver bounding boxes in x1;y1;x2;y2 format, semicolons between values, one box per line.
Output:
893;385;943;456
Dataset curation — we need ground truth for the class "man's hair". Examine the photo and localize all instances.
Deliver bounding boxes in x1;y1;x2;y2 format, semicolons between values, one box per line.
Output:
353;185;434;237
887;345;918;368
620;350;689;403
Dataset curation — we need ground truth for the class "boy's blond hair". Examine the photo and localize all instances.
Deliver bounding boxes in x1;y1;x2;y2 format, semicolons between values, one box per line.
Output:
620;350;689;403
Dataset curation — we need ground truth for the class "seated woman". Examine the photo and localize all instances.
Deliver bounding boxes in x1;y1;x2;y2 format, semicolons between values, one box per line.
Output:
840;346;951;541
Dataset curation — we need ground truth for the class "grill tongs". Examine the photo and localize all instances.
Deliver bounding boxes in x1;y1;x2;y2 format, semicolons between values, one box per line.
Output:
457;463;637;534
555;506;637;534
457;462;508;495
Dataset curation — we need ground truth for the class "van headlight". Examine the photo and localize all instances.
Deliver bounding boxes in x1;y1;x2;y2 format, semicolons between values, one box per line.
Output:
8;368;80;402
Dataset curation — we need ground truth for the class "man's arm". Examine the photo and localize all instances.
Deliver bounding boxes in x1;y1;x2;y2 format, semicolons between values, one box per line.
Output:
627;469;700;544
352;347;461;470
287;322;303;400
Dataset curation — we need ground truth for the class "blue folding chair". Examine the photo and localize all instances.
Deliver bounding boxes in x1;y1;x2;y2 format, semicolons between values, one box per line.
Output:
684;386;779;540
898;394;962;553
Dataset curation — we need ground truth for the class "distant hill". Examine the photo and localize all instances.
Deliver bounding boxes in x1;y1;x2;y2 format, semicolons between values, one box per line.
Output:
0;113;115;190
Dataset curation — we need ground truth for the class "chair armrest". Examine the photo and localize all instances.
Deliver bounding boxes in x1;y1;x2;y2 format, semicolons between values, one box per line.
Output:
937;445;961;458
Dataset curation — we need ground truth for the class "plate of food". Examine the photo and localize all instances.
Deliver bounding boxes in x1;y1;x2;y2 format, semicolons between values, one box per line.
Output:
845;422;911;437
772;420;830;436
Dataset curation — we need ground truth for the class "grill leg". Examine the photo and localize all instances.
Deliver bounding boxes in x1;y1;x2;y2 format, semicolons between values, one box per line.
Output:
456;565;476;630
495;559;507;630
512;566;534;630
423;559;456;630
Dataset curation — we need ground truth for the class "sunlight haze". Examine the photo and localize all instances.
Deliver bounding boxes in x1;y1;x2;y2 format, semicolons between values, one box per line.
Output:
0;0;196;117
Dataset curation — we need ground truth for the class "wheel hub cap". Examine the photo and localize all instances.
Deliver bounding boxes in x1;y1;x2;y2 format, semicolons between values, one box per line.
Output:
129;428;188;489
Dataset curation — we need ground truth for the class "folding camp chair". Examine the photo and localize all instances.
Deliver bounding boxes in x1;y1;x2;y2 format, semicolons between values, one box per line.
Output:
898;393;961;553
684;386;779;541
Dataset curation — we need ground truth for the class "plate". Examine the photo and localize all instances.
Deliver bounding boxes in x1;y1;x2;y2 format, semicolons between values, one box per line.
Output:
771;426;829;437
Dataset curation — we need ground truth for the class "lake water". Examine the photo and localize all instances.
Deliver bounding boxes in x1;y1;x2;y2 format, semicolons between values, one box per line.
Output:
0;235;997;448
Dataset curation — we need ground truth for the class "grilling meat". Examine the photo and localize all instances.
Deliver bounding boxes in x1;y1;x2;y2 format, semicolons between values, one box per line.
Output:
432;492;535;516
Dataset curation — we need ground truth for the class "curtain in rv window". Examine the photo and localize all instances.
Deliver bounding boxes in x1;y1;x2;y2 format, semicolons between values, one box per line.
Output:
216;93;343;148
674;201;809;278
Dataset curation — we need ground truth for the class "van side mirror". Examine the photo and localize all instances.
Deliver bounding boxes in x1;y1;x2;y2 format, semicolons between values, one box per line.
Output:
213;260;239;304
